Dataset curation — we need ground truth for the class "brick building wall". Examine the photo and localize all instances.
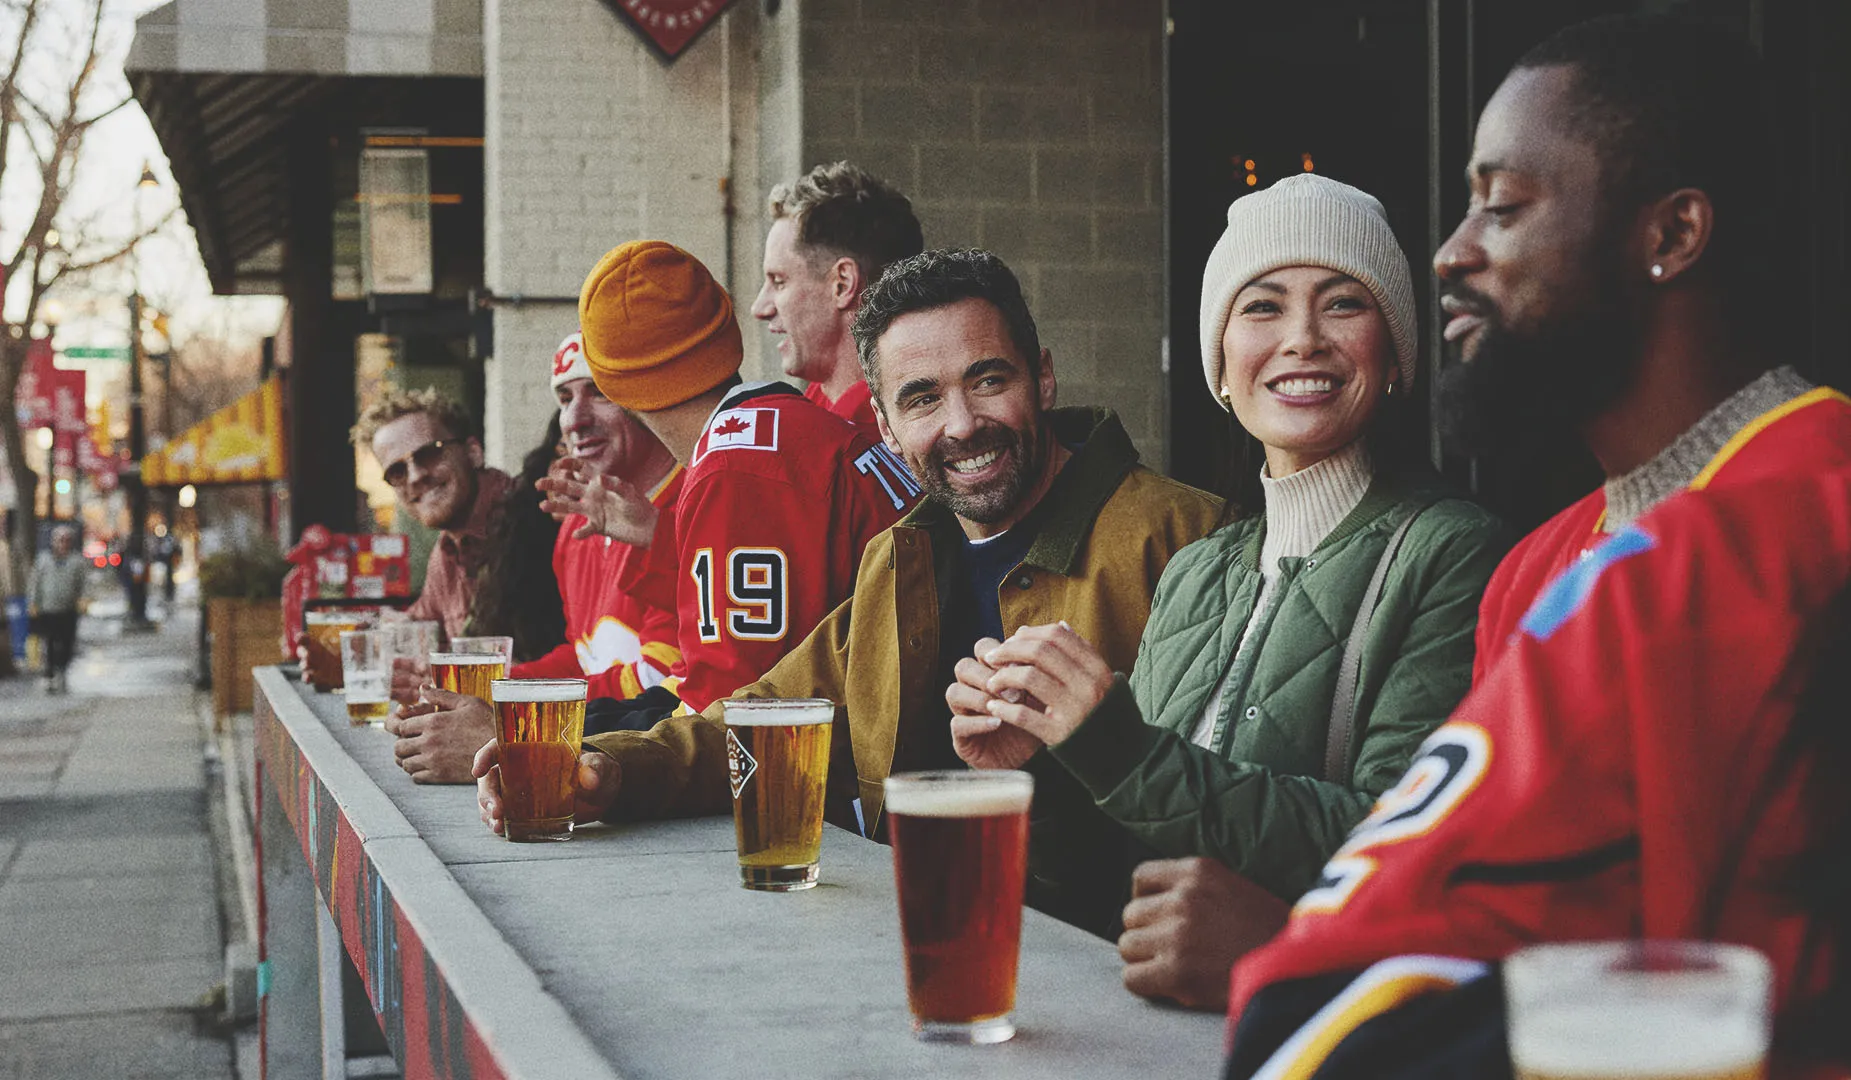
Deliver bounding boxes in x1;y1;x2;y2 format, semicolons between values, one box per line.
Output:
480;0;1167;468
785;0;1167;466
480;0;765;468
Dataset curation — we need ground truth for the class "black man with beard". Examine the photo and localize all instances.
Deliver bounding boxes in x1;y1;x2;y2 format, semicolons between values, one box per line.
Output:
1224;15;1851;1078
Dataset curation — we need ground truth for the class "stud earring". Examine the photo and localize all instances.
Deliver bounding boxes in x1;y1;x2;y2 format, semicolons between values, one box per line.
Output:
1385;381;1397;398
1651;264;1665;279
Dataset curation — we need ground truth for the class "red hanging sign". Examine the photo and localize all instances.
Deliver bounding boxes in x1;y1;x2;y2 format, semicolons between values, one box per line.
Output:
13;337;57;428
598;0;736;60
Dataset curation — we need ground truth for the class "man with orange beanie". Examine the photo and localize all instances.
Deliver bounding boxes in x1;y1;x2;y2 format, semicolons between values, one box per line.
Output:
536;240;919;714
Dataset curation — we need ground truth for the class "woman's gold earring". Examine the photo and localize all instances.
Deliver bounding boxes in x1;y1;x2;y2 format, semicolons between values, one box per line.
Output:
1385;381;1396;397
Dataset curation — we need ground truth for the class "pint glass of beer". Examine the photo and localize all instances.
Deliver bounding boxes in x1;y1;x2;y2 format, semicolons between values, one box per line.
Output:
338;630;392;726
883;769;1033;1045
303;610;364;691
722;698;833;891
1505;940;1772;1080
428;652;506;701
489;678;586;842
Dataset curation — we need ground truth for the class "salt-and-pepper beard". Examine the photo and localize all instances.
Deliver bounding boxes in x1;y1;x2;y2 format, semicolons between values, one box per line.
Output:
917;417;1050;526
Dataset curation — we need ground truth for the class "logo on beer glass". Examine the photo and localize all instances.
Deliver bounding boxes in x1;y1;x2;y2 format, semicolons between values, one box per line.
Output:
726;727;758;800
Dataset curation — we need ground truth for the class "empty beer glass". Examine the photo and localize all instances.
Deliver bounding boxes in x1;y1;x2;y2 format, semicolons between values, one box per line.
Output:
723;698;833;891
386;620;441;666
883;770;1033;1045
338;630;392;727
1505;940;1772;1080
490;678;587;842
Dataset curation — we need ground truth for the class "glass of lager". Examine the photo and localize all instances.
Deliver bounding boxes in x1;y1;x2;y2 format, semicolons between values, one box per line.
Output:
427;651;506;701
1505;940;1771;1080
722;698;833;891
451;635;515;665
338;630;392;727
883;770;1033;1045
489;678;586;842
303;609;364;691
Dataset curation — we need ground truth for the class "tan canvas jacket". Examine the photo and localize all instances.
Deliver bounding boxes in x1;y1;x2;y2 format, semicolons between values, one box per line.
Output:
585;407;1226;841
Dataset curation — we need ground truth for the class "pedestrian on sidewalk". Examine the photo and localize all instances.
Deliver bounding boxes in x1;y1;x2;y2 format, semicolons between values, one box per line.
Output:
29;525;87;694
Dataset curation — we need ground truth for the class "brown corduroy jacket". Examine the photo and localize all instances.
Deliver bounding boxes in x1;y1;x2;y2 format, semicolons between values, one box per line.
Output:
583;407;1224;929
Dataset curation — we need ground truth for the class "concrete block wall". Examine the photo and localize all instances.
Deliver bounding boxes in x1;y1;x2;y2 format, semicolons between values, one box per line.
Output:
481;0;764;468
784;0;1167;467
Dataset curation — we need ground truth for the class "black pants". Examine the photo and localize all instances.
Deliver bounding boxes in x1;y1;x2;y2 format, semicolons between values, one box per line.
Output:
39;610;77;675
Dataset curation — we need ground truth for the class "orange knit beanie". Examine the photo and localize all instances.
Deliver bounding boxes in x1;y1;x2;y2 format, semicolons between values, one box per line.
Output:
578;240;743;411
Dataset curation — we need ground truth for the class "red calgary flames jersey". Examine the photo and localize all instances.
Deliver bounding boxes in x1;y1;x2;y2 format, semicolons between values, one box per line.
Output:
1228;388;1851;1076
669;382;918;711
511;469;684;700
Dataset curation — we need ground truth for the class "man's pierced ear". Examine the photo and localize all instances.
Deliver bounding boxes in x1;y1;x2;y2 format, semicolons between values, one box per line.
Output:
1645;187;1715;285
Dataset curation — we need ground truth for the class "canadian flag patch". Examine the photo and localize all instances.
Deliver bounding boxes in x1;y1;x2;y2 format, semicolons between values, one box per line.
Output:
699;407;780;461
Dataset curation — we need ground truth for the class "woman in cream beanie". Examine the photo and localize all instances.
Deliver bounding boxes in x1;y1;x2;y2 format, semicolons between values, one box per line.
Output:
955;174;1508;1009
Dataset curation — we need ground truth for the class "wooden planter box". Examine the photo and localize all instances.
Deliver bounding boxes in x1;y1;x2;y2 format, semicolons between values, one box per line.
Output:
210;597;285;718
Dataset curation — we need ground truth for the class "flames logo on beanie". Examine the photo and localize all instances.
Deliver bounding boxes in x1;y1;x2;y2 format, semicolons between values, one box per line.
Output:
551;332;592;391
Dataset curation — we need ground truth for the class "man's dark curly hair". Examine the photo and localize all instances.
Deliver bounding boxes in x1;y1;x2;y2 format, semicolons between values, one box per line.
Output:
849;248;1041;404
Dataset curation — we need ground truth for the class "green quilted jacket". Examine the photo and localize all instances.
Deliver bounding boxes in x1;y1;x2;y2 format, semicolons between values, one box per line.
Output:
1049;470;1509;901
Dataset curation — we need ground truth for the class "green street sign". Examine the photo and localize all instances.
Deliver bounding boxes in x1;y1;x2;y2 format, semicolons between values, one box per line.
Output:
61;346;130;360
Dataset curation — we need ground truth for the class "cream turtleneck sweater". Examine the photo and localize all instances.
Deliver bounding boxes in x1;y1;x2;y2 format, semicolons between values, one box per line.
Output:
1189;440;1375;749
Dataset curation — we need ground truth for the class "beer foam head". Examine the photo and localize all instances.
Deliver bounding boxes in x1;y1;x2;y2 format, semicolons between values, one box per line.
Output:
429;652;505;666
884;771;1033;817
490;679;587;703
723;698;835;726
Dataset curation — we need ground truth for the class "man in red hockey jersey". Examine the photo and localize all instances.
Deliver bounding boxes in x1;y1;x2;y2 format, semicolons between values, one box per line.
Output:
751;161;923;435
1223;16;1851;1079
533;239;917;715
387;332;684;783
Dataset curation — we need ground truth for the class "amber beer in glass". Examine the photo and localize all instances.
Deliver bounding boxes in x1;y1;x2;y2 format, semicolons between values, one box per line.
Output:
303;610;362;691
723;698;833;891
429;652;506;701
1505;941;1771;1080
490;679;586;842
884;770;1033;1044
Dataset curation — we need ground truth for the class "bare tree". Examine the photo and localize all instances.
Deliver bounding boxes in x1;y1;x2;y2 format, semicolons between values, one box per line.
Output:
0;0;167;661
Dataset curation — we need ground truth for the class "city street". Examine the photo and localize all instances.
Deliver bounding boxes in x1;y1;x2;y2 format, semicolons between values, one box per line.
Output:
0;590;240;1079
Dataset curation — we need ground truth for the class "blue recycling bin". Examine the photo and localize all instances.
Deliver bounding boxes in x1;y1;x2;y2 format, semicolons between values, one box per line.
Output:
6;595;27;661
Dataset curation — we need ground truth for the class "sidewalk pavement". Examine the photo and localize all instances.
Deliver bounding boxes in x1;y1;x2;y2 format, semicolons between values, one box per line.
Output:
0;598;239;1079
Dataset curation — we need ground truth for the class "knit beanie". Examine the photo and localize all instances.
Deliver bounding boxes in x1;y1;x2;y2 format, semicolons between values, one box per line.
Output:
549;331;591;391
1198;174;1416;412
579;241;743;411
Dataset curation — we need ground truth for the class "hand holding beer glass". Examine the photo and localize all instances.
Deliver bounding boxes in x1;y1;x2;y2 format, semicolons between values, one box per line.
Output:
489;678;586;842
884;770;1033;1045
723;698;833;891
1504;940;1772;1080
338;630;392;726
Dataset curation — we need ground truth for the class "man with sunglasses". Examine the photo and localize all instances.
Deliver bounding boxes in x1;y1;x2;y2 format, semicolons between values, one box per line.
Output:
352;388;510;640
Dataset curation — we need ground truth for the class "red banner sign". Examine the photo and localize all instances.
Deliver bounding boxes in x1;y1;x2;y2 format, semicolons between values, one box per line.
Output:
598;0;736;59
14;338;85;434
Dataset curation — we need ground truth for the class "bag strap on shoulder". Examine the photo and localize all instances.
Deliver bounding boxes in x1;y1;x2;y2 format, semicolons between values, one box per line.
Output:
1324;499;1435;783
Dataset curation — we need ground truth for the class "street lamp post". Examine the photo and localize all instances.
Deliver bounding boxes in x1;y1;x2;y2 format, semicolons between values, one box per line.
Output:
123;162;160;630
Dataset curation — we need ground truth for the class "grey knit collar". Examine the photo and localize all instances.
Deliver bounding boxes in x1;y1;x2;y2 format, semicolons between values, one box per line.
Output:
1603;365;1814;531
